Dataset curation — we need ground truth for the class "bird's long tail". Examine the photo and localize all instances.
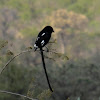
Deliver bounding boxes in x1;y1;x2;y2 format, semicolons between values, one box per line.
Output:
40;47;53;92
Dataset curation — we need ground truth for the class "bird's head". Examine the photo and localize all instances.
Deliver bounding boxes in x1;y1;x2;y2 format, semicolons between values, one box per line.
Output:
43;26;54;33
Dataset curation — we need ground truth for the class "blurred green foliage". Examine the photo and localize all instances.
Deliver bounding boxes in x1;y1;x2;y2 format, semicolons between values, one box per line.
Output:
0;0;100;100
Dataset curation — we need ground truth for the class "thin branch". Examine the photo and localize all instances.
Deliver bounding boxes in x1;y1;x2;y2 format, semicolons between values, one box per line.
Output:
44;55;56;61
0;90;37;100
49;50;69;60
0;49;32;75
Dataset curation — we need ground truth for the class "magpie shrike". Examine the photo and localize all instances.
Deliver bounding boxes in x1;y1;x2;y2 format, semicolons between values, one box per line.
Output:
34;26;54;51
34;26;54;92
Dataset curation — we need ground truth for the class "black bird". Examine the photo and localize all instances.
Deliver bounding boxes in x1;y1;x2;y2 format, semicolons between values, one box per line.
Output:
34;26;54;51
34;26;54;92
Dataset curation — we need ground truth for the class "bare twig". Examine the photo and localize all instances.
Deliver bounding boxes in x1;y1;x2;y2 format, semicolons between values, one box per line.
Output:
0;49;32;75
0;90;37;100
44;55;56;61
49;50;69;60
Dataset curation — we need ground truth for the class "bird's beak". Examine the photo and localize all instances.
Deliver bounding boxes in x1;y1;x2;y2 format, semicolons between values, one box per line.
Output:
53;30;54;32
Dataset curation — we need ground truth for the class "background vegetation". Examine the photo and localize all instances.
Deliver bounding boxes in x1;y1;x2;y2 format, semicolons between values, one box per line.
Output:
0;0;100;100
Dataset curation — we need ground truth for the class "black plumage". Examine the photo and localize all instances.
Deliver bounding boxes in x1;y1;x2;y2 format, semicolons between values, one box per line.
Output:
34;26;54;51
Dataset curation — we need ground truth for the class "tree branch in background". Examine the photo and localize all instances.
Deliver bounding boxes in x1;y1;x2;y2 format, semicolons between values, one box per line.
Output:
0;45;69;75
0;48;32;75
0;90;37;100
49;50;69;60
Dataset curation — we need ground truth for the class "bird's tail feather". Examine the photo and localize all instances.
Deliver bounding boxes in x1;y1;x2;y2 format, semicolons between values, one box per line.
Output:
40;47;53;92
